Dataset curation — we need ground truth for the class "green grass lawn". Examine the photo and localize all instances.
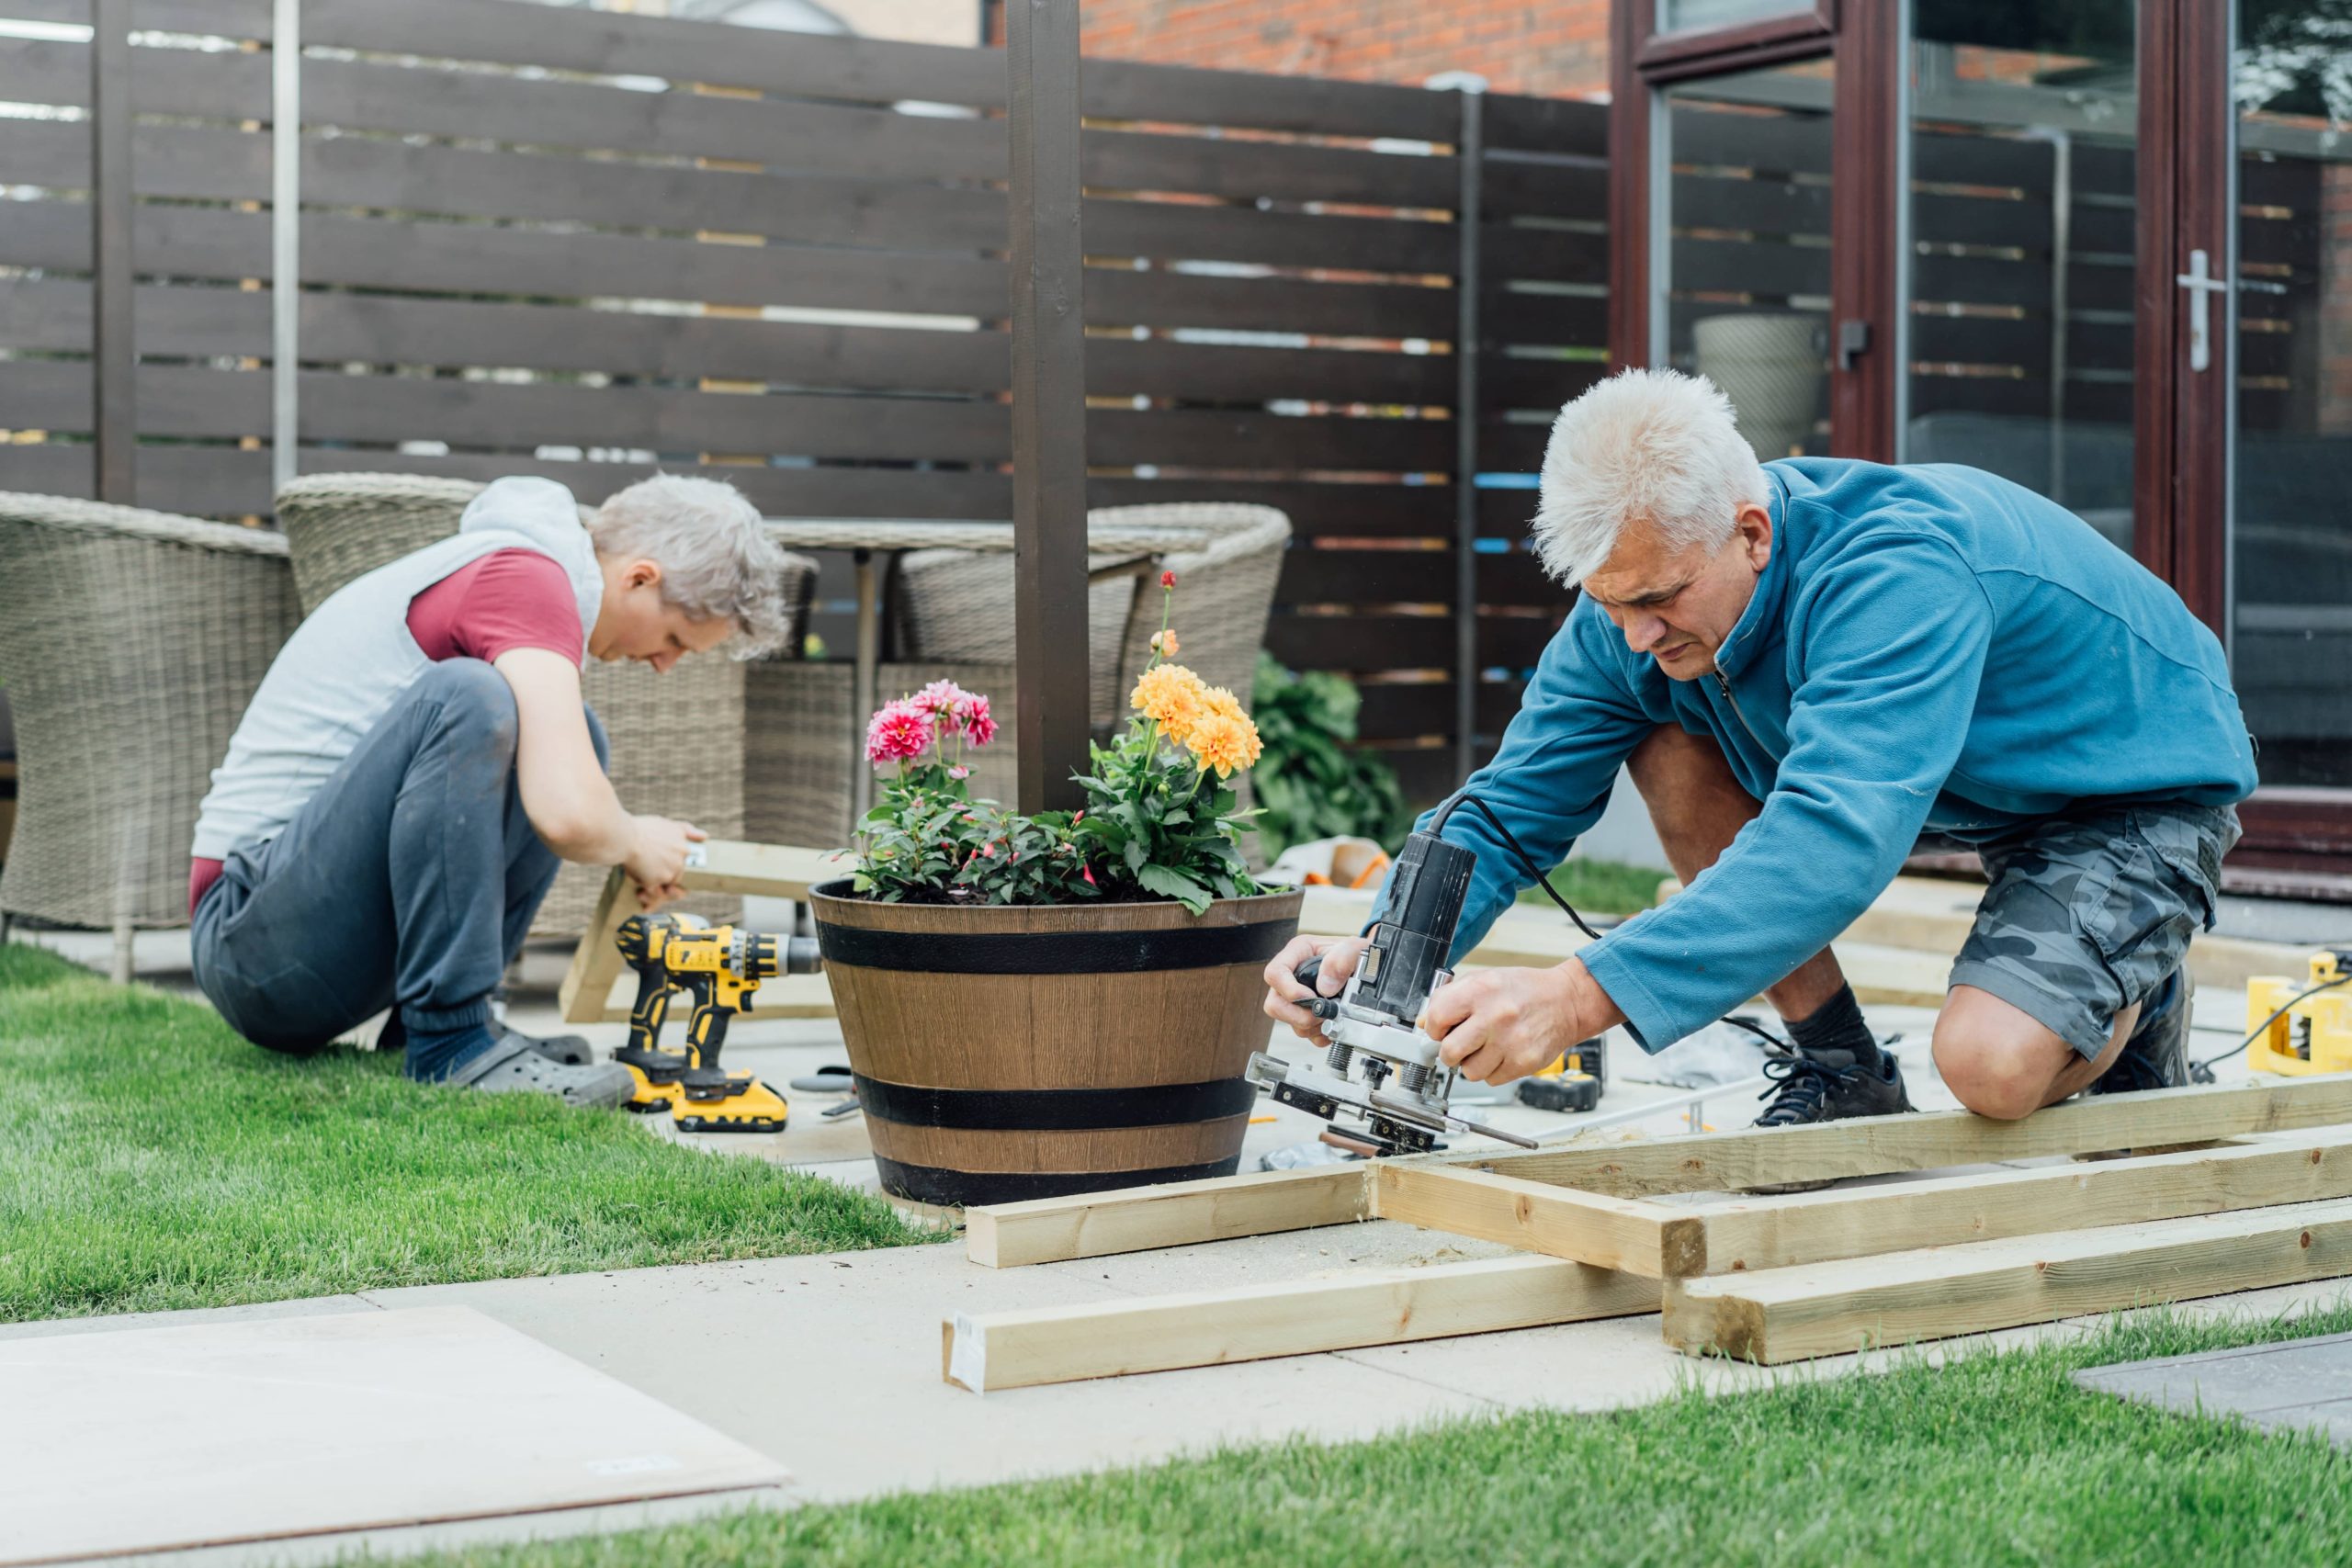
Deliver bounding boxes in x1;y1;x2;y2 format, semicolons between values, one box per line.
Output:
1517;855;1672;918
395;1305;2352;1567
0;943;936;1323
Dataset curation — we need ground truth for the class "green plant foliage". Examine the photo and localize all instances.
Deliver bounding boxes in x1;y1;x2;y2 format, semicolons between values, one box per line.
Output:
1250;653;1408;859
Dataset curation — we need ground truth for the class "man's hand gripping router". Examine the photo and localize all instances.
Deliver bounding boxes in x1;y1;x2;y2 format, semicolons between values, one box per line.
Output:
1262;936;1623;1089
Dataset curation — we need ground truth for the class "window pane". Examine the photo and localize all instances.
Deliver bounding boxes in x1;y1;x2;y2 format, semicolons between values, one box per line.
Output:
1903;4;2137;556
1662;60;1834;461
2231;3;2352;788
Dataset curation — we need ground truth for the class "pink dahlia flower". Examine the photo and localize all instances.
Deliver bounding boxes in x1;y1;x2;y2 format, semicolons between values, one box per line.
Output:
961;693;998;748
864;699;931;765
910;679;968;720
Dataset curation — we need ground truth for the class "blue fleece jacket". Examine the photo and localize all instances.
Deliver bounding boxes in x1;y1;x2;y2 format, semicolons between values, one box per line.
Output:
1415;457;2257;1053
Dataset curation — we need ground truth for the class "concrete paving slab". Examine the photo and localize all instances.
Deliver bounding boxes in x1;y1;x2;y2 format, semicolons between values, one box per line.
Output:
0;1292;382;1343
354;1245;1493;1506
0;1305;786;1566
2075;1328;2352;1447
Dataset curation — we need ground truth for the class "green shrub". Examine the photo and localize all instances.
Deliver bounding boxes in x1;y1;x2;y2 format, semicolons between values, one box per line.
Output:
1250;653;1410;860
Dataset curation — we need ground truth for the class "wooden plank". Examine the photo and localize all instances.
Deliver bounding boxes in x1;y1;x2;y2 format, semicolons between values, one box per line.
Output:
1664;1196;2352;1364
1374;1163;1701;1277
89;0;133;505
1481;94;1609;158
944;1255;1658;1390
556;867;636;1026
1478;1075;2352;1197
1007;0;1089;818
1085;126;1456;209
556;842;850;1024
1685;1133;2352;1279
965;1164;1374;1268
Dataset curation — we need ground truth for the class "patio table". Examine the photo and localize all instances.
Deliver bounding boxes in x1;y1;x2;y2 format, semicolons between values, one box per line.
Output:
762;518;1210;816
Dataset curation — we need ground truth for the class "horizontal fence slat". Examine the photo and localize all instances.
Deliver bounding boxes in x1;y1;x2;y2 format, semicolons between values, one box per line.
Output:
1668;235;1832;299
1913;130;2053;192
1480;152;1608;216
1910;374;2053;419
1481;96;1608;158
1084;127;1455;209
1667;105;1831;179
1911;252;2052;310
1669;172;1830;237
1482;222;1608;286
1082;57;1460;142
1483;288;1610;349
1913;190;2055;251
1481;355;1607;412
1912;311;2050;367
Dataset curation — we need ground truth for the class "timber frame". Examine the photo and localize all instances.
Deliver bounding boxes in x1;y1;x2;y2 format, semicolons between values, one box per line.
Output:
945;1074;2352;1389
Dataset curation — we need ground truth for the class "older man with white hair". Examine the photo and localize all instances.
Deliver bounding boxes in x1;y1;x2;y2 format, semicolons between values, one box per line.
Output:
189;473;794;1104
1268;368;2256;1128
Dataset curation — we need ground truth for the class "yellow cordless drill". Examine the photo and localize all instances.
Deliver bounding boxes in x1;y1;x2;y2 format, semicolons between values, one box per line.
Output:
613;912;820;1133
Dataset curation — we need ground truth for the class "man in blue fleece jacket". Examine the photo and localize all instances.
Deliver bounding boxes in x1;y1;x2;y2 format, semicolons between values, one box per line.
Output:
1265;369;2256;1126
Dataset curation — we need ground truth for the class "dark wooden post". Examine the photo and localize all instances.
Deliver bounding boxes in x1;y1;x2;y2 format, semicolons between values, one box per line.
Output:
1006;0;1091;815
90;0;135;503
1452;85;1483;784
1001;0;1091;818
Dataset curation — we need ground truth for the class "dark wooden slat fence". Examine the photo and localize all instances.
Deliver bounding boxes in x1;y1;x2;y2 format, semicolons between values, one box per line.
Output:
0;0;1615;801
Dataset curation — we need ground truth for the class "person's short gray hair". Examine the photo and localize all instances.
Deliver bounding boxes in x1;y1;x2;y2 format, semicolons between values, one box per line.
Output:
589;473;793;657
1532;367;1770;585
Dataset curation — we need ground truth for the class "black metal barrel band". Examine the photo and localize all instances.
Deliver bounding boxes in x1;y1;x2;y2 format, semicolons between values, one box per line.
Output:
876;1156;1243;1208
814;918;1295;976
854;1073;1258;1132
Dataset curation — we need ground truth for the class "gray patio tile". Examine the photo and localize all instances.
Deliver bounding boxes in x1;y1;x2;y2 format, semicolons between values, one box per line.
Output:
2075;1329;2352;1445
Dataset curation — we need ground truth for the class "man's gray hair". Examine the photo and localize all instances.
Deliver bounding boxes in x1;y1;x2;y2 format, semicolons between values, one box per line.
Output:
589;473;794;657
1531;367;1770;585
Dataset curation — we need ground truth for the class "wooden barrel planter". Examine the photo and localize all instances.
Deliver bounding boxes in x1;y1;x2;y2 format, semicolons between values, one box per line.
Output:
808;881;1304;1207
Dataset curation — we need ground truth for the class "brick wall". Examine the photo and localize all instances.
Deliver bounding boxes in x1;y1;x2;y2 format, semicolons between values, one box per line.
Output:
994;0;1611;100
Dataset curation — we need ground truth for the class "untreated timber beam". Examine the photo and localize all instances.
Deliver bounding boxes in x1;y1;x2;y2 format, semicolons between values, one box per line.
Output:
1682;1132;2352;1277
944;1254;1658;1392
1475;1074;2352;1196
1374;1164;1699;1277
965;1163;1374;1268
1664;1195;2352;1364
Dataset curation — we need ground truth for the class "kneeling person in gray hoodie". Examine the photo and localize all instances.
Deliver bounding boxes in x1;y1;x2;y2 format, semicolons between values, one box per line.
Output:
188;474;792;1103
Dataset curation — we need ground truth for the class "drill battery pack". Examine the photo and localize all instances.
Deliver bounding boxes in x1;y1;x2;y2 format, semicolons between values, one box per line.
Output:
1516;1034;1606;1113
2246;951;2352;1076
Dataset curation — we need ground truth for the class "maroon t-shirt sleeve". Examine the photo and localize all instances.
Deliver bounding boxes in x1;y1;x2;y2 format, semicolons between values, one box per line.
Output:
405;547;584;668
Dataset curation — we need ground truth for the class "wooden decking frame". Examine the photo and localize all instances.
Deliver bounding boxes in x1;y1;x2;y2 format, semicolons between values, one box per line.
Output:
944;1075;2352;1389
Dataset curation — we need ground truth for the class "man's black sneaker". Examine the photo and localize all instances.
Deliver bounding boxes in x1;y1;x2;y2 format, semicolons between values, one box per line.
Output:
1754;1048;1916;1128
2088;969;2195;1095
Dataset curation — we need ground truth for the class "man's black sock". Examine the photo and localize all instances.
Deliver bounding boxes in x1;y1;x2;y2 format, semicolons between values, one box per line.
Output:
1784;984;1882;1070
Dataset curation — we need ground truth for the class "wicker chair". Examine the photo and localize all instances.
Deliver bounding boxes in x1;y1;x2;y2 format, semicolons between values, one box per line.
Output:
274;473;819;937
0;493;300;980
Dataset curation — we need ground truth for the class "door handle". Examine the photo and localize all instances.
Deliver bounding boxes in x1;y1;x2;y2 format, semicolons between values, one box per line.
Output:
1836;319;1870;372
2175;248;2230;373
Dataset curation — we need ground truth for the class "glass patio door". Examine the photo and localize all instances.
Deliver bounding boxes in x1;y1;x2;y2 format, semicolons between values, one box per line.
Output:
2225;3;2352;797
1897;3;2140;556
